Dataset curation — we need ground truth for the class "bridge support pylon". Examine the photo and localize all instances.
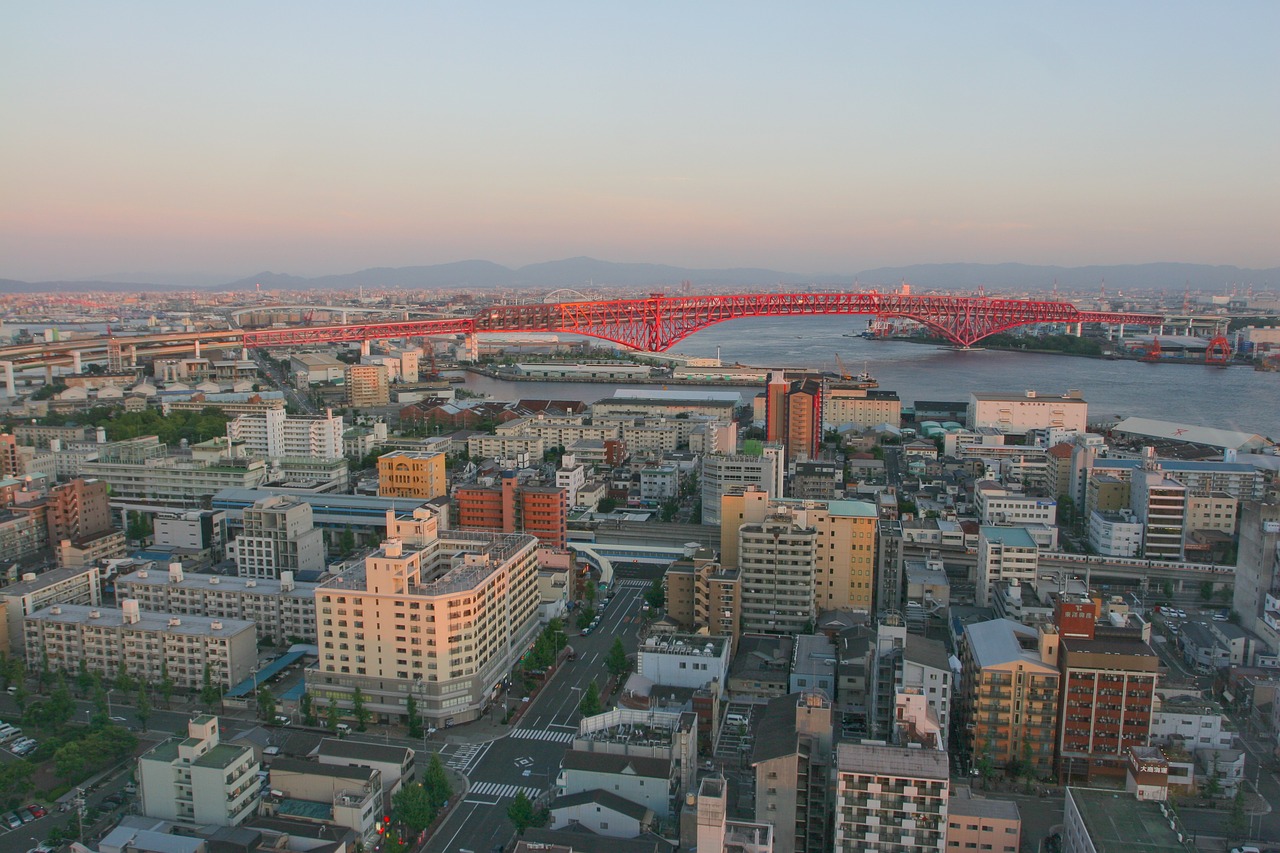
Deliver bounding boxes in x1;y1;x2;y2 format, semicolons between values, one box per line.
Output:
0;362;13;398
71;351;82;374
194;339;202;358
360;339;371;357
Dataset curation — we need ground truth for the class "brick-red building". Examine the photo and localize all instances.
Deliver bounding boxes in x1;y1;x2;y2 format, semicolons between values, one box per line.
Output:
454;472;567;548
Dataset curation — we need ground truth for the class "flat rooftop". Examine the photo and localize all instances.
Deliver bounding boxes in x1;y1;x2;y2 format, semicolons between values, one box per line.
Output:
1068;787;1192;853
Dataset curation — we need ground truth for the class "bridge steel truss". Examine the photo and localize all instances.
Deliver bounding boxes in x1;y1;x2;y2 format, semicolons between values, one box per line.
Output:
240;292;1163;351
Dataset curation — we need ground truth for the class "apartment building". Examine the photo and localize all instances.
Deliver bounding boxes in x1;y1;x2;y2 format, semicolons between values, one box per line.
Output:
1088;510;1144;557
25;600;256;689
137;715;259;827
975;527;1039;607
377;450;447;500
1231;501;1280;644
688;776;774;853
738;514;818;635
465;433;546;466
454;472;567;548
834;740;949;853
306;508;542;726
752;692;835;853
1058;630;1159;784
233;495;326;579
664;553;741;649
344;364;390;407
700;448;783;525
268;757;383;841
868;622;952;747
116;563;317;644
46;478;112;544
226;407;345;460
722;487;877;613
80;437;268;506
153;509;228;562
824;384;901;430
1185;492;1238;534
495;413;619;447
290;353;346;385
0;564;101;656
958;620;1060;780
1132;469;1187;560
636;634;730;692
974;482;1058;526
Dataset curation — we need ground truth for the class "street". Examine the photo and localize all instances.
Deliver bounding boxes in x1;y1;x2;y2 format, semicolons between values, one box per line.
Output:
425;581;649;853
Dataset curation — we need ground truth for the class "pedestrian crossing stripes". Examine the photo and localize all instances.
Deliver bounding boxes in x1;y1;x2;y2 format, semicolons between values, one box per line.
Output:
616;579;650;588
466;782;543;800
443;743;486;772
509;728;575;743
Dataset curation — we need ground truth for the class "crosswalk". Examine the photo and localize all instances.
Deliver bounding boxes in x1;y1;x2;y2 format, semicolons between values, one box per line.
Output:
509;728;575;744
466;782;543;801
443;742;487;772
615;579;650;588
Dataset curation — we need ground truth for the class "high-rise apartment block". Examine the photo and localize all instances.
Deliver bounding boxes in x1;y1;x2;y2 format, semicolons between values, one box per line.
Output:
700;448;783;525
1231;501;1280;644
824;383;901;430
765;372;823;462
307;508;542;726
976;527;1039;607
226;407;344;460
234;495;326;579
1132;467;1187;560
721;487;877;614
834;741;949;853
664;551;741;650
738;514;818;635
958;620;1060;780
344;364;390;407
752;692;835;853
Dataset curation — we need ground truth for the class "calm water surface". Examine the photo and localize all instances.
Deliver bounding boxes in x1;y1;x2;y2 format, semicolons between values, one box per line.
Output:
463;316;1280;441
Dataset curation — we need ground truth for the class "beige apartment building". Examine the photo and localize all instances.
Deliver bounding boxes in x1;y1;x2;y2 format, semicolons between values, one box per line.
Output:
664;550;741;651
25;600;256;689
945;789;1020;853
721;487;877;614
344;364;390;407
306;508;542;727
0;564;101;656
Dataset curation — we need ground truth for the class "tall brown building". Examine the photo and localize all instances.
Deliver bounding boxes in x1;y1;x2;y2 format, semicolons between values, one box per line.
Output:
958;619;1061;779
344;364;390;407
664;551;741;652
47;479;113;545
1057;624;1158;784
764;373;823;463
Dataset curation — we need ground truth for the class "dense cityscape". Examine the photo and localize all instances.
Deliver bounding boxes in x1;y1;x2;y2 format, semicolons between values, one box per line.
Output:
6;4;1279;853
0;278;1274;853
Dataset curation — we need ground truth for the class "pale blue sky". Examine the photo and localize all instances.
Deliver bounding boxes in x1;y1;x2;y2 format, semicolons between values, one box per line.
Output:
2;2;1277;281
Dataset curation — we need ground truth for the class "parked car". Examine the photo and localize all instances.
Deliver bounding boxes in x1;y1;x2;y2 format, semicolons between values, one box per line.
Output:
25;804;45;818
5;813;22;830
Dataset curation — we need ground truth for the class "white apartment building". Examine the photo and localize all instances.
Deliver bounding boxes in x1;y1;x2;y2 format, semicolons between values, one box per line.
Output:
80;437;268;506
226;407;344;461
973;481;1058;526
138;715;259;827
25;600;256;689
306;508;542;726
1149;697;1236;749
968;390;1087;436
115;563;317;644
268;757;383;841
466;433;546;466
1087;510;1144;557
834;741;949;853
739;515;817;634
701;449;782;525
976;526;1039;607
556;464;588;508
1132;469;1188;560
639;466;678;501
233;495;326;579
0;564;101;657
497;414;619;447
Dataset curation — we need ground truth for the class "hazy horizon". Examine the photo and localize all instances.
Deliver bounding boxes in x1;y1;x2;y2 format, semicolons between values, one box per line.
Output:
4;3;1278;281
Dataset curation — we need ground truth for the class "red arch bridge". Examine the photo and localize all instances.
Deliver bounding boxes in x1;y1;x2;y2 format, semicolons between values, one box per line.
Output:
240;292;1164;352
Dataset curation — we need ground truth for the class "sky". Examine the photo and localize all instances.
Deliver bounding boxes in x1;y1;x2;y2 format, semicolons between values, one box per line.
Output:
2;2;1278;283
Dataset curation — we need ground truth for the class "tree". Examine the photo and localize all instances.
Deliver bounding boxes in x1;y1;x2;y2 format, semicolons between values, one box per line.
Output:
0;761;34;805
201;663;221;709
507;791;536;835
1161;580;1175;599
158;658;174;710
644;579;665;610
338;526;357;558
975;740;997;790
1229;789;1248;836
352;686;370;732
606;639;630;680
257;686;277;722
300;692;317;727
424;752;452;810
578;681;602;717
392;782;436;834
406;694;422;740
1200;581;1215;602
583;581;597;605
135;683;152;730
115;659;136;692
76;659;95;698
325;698;341;731
126;511;153;544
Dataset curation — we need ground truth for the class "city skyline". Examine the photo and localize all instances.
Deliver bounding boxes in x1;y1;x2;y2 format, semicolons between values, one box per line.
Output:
3;3;1278;282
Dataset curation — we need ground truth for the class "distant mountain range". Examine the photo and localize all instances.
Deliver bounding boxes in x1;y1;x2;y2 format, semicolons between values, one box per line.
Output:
2;258;1276;294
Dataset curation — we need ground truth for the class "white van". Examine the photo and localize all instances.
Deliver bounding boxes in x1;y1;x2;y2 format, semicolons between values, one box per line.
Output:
725;713;748;727
335;723;352;736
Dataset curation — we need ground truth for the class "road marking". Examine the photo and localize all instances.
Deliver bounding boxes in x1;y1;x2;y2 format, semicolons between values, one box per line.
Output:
548;723;577;730
509;728;574;743
468;782;543;799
